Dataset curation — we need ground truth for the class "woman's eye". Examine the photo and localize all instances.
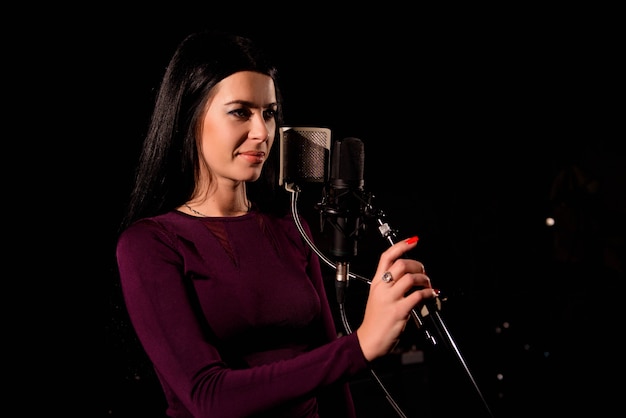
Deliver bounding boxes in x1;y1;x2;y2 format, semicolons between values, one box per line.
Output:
231;109;250;118
263;109;276;120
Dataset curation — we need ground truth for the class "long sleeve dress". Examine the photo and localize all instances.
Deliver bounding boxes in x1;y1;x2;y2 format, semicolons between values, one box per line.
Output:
116;209;369;417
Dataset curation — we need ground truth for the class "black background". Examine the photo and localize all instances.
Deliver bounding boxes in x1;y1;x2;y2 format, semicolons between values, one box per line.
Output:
93;6;625;417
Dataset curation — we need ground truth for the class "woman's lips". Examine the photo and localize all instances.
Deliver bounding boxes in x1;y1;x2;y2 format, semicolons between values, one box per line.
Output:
238;151;266;164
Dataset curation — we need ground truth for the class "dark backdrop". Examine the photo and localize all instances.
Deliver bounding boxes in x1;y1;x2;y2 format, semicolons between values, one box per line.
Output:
100;7;624;418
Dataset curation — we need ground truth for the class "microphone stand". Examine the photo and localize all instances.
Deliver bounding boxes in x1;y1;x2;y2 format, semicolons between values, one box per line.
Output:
286;183;410;417
366;196;494;418
285;183;494;418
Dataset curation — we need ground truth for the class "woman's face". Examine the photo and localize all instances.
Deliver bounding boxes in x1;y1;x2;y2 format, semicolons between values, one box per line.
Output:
199;70;277;185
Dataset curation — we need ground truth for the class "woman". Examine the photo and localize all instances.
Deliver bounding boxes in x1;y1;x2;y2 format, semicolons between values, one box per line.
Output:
116;29;437;418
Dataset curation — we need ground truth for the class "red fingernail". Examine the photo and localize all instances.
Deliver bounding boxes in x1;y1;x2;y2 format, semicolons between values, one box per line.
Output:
406;236;419;245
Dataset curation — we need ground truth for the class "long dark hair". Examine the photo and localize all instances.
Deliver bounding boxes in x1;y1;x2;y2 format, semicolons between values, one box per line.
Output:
119;30;287;232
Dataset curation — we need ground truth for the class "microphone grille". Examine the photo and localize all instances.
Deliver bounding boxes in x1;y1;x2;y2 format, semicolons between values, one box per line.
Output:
279;127;331;186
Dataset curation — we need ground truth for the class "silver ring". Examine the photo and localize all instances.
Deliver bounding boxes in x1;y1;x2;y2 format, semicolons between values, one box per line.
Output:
381;271;393;283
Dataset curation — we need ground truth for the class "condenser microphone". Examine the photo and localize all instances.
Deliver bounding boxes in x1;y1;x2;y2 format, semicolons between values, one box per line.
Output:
327;137;365;260
279;127;331;188
318;137;366;304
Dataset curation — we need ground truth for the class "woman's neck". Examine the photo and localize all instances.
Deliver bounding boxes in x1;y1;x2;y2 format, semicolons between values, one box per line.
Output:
183;183;250;217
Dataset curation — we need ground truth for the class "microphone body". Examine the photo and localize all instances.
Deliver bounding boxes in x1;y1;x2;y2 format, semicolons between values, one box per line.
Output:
317;137;366;303
327;137;365;260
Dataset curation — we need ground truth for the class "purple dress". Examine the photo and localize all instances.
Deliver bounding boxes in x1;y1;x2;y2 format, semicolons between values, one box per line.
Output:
116;210;368;417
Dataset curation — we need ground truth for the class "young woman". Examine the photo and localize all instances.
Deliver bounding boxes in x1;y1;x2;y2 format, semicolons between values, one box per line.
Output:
116;30;437;418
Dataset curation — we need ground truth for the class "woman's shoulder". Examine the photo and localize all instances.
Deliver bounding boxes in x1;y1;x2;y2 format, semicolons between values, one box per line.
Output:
117;211;192;244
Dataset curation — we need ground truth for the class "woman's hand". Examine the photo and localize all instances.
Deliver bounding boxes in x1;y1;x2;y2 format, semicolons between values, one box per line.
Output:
355;236;438;362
